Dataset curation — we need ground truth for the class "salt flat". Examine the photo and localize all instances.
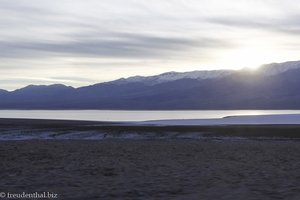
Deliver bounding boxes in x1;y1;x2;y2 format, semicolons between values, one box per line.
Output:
140;114;300;126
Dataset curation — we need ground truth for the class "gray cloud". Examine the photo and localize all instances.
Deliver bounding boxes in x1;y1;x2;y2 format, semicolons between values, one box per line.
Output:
0;32;233;59
208;15;300;35
0;0;300;90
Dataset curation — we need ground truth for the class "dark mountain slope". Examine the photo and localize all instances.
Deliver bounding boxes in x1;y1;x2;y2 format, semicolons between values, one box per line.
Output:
0;63;300;109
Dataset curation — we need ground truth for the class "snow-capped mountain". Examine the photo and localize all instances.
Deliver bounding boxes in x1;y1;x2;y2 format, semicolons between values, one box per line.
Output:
112;60;300;86
0;89;8;94
113;70;233;85
1;60;300;109
259;60;300;76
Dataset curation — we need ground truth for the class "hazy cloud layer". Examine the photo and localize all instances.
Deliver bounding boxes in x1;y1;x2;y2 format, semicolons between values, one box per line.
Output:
0;0;300;90
0;33;232;59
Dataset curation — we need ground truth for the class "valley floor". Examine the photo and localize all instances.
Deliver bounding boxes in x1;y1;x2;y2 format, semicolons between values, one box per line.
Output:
0;140;299;200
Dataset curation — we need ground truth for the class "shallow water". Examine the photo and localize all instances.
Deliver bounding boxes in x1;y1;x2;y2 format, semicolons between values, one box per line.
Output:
1;110;300;122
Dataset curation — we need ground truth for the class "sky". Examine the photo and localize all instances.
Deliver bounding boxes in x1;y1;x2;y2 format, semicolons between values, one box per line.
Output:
1;0;300;90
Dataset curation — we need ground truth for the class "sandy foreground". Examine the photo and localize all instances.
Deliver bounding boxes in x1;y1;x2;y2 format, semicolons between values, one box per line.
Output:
0;118;300;200
0;140;299;200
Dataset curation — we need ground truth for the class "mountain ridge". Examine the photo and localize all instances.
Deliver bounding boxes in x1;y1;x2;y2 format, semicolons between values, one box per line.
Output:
1;60;300;109
3;60;300;92
111;70;234;86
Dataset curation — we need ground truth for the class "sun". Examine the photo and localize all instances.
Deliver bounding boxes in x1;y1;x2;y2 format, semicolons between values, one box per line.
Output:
219;48;273;70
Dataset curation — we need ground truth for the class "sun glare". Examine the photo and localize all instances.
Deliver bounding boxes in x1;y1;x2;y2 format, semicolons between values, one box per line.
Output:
219;48;273;70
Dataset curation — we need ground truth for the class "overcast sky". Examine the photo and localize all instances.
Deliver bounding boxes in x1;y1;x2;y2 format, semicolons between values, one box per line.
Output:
1;0;300;90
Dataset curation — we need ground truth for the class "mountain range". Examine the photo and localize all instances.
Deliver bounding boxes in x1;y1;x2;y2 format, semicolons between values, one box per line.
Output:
1;60;300;109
